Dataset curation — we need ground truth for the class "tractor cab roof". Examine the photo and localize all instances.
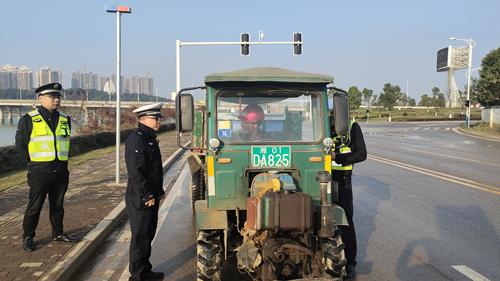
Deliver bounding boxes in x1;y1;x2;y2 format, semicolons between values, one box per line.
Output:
205;67;333;84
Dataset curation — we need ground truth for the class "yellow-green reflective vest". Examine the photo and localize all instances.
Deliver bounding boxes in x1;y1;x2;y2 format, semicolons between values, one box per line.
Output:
28;110;70;162
332;121;354;171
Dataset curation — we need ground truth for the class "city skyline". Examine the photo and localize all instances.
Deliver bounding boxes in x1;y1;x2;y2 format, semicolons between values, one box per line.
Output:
1;64;155;95
1;1;499;102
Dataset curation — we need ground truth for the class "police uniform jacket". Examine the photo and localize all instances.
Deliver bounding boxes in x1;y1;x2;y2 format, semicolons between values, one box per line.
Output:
15;106;71;173
125;122;165;210
332;122;367;176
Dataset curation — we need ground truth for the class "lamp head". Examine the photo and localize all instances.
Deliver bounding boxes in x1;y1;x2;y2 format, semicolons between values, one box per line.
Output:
449;37;456;40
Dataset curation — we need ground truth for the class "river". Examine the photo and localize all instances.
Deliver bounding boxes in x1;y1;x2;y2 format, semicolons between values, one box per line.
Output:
0;118;18;147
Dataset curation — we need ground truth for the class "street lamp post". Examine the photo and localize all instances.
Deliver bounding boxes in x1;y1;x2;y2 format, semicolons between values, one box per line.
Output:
106;5;131;184
449;37;475;127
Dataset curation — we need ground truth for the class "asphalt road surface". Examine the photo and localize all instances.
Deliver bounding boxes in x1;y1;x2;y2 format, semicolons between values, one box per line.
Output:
75;121;500;281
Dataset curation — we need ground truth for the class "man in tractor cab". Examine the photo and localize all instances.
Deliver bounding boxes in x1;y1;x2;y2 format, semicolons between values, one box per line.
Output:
329;113;367;279
231;103;269;141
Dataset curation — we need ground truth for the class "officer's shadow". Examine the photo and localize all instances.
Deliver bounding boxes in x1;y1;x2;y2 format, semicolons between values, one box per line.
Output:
352;174;391;276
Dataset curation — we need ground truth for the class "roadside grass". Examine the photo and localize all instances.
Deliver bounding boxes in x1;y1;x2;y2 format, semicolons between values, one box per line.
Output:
459;122;500;139
0;144;120;193
352;107;480;123
1;129;180;193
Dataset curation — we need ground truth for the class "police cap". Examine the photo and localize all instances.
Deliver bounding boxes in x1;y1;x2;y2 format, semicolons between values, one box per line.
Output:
133;102;165;118
36;83;62;96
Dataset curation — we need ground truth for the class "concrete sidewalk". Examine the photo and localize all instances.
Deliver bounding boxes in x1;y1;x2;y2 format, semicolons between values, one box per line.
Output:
0;131;191;281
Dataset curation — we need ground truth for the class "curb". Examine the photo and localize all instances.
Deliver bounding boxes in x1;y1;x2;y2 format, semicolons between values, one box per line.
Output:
453;127;500;143
49;141;190;281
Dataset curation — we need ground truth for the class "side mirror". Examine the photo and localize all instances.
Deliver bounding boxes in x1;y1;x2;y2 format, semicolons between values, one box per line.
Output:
333;93;350;136
176;93;194;133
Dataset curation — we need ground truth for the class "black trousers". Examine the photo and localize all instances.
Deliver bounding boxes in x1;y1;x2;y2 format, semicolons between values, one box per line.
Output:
125;196;159;281
23;170;69;239
332;173;357;267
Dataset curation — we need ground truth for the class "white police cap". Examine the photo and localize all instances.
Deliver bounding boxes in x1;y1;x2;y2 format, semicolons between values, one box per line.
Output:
133;102;165;118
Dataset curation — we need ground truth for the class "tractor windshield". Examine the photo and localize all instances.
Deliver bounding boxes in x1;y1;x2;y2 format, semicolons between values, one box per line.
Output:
215;89;324;143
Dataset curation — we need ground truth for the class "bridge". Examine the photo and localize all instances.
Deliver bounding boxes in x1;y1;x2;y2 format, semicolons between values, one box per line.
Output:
0;99;175;124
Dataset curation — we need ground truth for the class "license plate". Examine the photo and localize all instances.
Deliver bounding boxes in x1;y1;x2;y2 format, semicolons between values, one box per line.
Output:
252;146;291;167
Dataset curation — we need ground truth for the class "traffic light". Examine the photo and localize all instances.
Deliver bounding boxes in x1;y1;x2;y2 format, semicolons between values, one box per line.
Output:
465;100;470;107
241;33;250;56
293;32;302;55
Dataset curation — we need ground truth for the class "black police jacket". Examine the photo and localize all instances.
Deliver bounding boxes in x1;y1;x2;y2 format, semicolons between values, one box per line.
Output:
331;122;367;176
125;123;165;210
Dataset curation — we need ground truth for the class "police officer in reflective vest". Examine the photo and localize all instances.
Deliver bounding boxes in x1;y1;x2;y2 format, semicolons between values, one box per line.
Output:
15;83;78;252
125;102;166;281
330;118;367;278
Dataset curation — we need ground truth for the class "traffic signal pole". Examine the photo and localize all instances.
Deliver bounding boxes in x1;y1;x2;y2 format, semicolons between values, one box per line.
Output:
175;31;303;95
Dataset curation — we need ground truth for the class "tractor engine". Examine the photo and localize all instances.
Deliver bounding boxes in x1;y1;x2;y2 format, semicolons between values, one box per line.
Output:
237;172;321;280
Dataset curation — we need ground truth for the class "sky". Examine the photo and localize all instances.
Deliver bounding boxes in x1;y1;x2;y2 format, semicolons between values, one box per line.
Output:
1;0;499;102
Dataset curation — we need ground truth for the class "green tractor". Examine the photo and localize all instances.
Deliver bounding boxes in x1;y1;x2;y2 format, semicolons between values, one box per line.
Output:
176;67;351;281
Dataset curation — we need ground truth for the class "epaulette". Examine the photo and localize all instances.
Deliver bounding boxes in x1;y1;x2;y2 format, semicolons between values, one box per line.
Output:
29;111;40;117
59;112;68;118
137;132;143;135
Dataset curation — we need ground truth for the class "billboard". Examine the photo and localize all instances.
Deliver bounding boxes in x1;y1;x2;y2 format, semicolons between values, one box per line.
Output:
437;47;451;72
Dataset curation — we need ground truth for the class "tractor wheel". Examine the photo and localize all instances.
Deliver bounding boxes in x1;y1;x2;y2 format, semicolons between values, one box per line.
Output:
321;229;347;279
190;169;206;212
197;230;222;281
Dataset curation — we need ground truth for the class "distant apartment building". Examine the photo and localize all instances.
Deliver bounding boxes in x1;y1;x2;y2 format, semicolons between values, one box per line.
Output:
123;75;154;95
0;64;34;90
100;75;110;91
71;71;99;89
36;67;62;88
111;74;125;93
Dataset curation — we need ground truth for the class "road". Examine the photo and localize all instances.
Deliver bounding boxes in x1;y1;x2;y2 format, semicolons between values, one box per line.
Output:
74;121;500;281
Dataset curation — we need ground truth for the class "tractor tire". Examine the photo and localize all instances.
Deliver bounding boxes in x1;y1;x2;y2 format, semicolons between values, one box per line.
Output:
197;230;222;281
321;229;347;279
190;169;206;212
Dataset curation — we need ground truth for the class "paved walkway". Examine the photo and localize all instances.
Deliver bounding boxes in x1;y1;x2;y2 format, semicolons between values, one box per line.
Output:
0;131;191;281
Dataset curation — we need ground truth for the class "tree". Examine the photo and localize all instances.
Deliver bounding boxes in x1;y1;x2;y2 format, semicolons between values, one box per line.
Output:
409;98;416;106
418;94;432;109
348;86;362;118
378;83;400;121
371;94;378;106
362;88;373;108
477;46;500;106
430;87;445;114
379;83;399;111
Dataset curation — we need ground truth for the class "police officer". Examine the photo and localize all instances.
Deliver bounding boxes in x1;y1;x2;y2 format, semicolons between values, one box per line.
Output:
125;102;166;281
330;116;367;278
15;83;78;252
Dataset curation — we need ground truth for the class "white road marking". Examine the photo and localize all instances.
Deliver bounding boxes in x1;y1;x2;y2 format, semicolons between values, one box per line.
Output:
452;265;490;281
445;127;451;130
423;127;430;130
396;146;500;167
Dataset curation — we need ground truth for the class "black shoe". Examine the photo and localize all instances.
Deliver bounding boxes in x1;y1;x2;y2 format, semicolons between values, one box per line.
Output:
345;264;356;279
53;233;79;243
23;237;35;251
145;271;164;280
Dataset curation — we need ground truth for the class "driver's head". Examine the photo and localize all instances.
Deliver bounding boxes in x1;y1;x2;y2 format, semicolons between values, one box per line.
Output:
238;104;265;125
238;104;265;135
